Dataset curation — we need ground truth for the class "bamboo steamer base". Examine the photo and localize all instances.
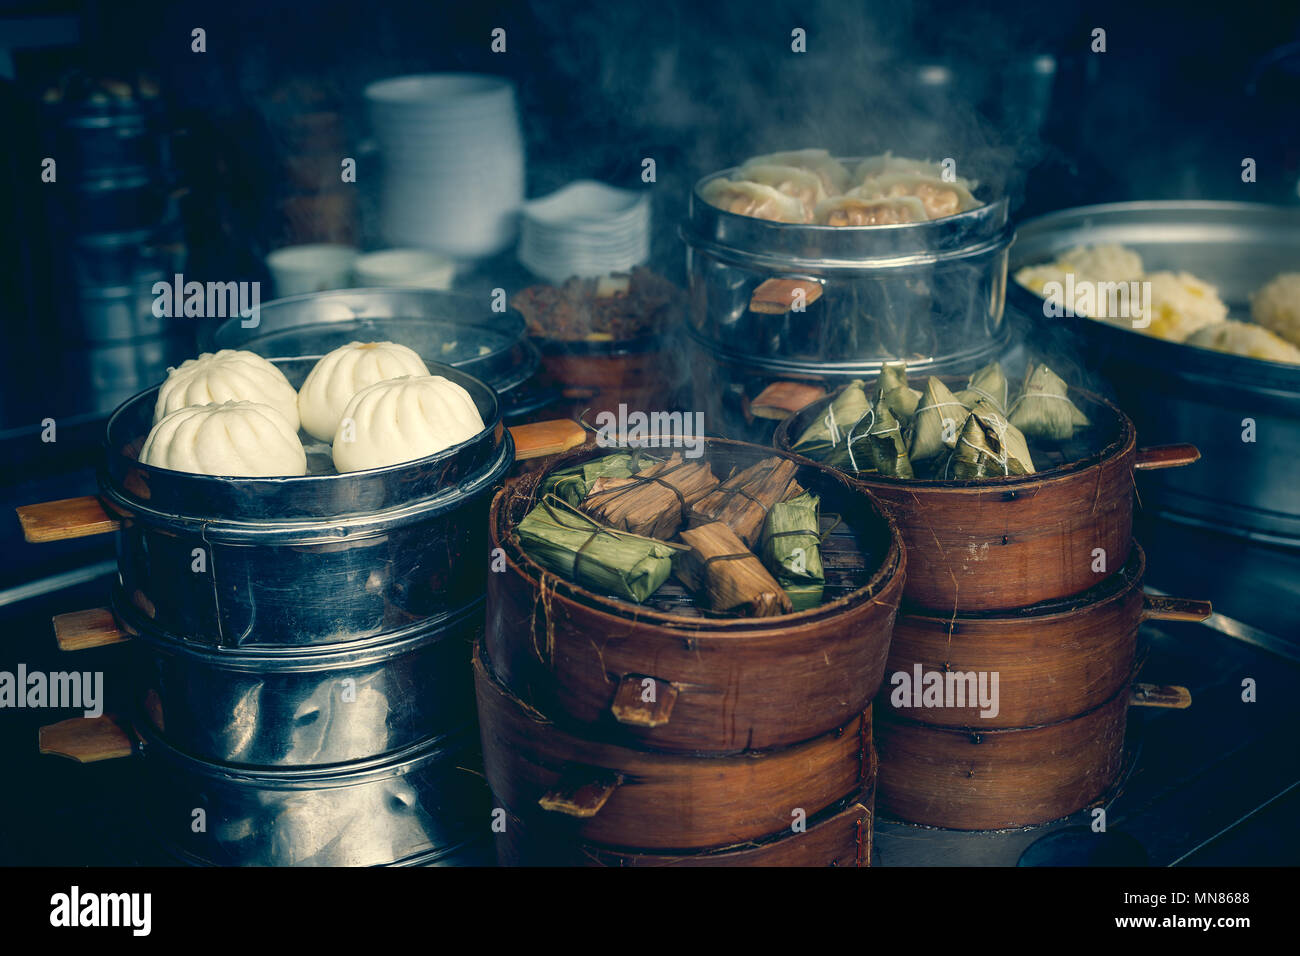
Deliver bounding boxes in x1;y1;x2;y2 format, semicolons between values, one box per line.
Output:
876;685;1128;830
494;781;876;867
475;642;874;851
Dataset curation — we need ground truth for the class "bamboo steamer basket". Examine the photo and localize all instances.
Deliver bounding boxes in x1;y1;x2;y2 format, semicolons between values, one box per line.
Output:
772;384;1200;613
495;782;876;867
876;677;1191;830
474;642;874;851
484;438;905;753
884;543;1211;728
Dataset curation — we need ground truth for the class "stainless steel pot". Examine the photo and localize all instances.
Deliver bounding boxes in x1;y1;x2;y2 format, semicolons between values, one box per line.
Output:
99;357;510;647
1007;201;1300;544
683;161;1013;369
207;287;541;401
119;595;482;767
39;718;491;866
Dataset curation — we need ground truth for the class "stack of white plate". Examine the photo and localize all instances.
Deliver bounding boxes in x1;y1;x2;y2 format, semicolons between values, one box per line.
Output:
518;181;651;284
365;73;525;259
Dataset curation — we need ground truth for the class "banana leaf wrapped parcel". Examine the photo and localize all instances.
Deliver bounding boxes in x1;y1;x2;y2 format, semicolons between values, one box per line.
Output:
946;404;1036;479
759;491;826;610
677;521;792;617
1007;363;1090;440
876;362;922;425
514;495;680;603
909;376;968;462
791;379;871;469
538;452;658;507
954;361;1010;416
581;453;718;539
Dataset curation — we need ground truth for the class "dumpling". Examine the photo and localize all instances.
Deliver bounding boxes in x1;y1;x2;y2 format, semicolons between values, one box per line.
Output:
854;152;979;191
734;163;828;210
743;149;851;194
154;350;299;431
1058;244;1144;284
1250;273;1300;347
699;178;810;222
298;341;430;442
852;173;982;220
1129;271;1228;341
331;375;486;473
813;194;927;226
140;401;308;477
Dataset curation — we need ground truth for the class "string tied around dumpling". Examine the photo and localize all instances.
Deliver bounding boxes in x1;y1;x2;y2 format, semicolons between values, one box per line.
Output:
945;415;1012;479
843;407;876;474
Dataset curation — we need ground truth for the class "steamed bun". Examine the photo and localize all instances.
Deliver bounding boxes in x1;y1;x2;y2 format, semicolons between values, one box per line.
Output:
331;375;485;473
154;350;299;431
140;401;308;477
298;341;430;442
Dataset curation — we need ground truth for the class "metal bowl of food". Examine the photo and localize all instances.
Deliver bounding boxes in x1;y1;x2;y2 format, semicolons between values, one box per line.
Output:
1007;200;1300;542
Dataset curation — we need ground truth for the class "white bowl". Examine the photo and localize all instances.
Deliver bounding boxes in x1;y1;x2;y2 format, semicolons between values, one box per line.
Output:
265;244;359;297
352;249;457;290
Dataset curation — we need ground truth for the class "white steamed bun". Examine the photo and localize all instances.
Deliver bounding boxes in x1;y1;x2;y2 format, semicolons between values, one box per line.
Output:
140;401;308;477
297;341;430;442
331;375;485;473
154;350;299;431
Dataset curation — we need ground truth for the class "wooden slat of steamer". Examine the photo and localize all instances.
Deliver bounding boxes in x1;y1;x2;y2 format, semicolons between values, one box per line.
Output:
750;278;823;315
38;715;135;763
53;608;131;652
495;782;877;867
16;496;119;543
474;644;873;851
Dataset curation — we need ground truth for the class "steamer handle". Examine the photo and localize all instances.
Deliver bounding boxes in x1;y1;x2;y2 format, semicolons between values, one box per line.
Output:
749;276;825;315
16;496;119;543
610;675;679;727
1134;444;1201;470
508;419;588;461
537;772;622;818
38;715;136;763
53;608;132;652
1141;594;1213;623
1129;683;1192;710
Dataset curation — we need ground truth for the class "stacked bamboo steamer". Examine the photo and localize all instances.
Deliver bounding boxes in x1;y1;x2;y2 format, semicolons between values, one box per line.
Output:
774;385;1211;830
476;440;905;866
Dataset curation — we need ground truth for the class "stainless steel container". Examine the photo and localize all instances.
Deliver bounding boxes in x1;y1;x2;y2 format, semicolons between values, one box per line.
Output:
134;725;490;866
121;595;482;767
1007;201;1300;544
683;162;1013;368
207;288;540;402
102;357;513;647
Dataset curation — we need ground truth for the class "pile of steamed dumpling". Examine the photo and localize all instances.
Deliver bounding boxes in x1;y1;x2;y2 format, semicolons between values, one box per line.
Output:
699;149;984;226
139;343;486;478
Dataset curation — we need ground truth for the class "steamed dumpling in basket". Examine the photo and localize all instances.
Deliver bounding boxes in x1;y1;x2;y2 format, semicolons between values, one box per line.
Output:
154;349;300;431
298;341;431;442
734;163;829;211
331;375;486;473
743;148;851;195
140;401;308;477
854;152;979;191
852;173;982;220
699;178;810;223
814;195;927;226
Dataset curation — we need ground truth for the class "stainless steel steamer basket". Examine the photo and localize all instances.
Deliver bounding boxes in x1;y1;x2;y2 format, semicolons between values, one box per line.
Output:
1007;201;1300;542
683;162;1014;369
101;357;513;647
207;287;541;399
133;725;489;866
119;595;483;767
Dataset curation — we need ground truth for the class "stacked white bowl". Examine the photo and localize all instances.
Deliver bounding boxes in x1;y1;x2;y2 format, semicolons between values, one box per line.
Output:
365;73;525;259
517;181;651;284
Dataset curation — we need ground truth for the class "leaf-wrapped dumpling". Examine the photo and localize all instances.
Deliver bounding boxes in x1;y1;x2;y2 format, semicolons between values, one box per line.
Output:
908;377;968;462
1007;363;1090;441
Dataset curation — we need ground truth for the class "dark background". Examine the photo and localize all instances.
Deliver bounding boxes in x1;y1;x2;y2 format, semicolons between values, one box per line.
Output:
0;0;1298;867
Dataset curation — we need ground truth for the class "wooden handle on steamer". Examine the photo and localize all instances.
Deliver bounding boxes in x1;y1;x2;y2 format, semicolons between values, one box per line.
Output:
750;277;824;315
16;496;119;543
1142;594;1213;623
538;771;622;818
508;419;587;461
1129;683;1192;710
38;715;135;763
748;382;827;421
610;675;679;728
52;608;131;652
1134;444;1201;470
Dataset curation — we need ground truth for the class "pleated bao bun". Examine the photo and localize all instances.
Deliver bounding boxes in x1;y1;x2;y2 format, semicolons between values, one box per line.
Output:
331;375;486;473
153;350;300;432
297;341;431;442
140;401;308;477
